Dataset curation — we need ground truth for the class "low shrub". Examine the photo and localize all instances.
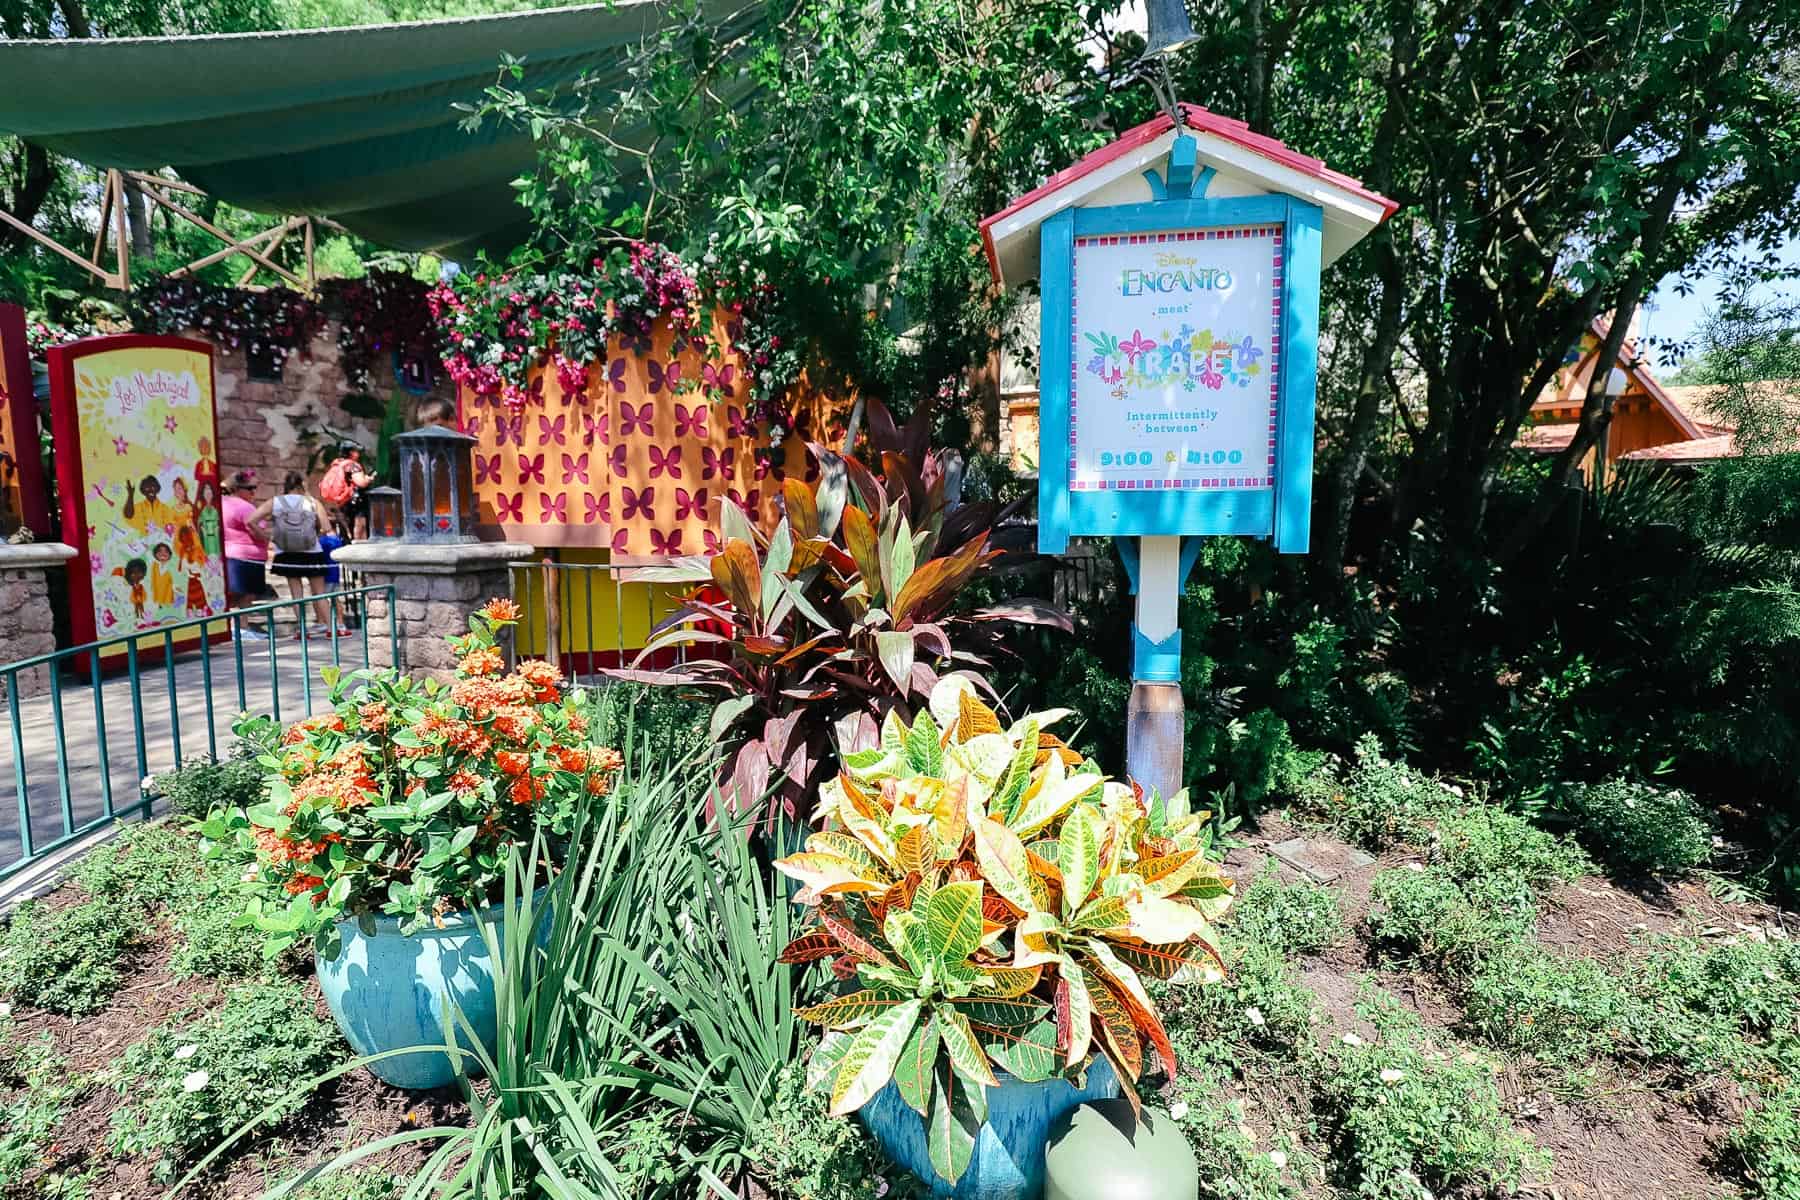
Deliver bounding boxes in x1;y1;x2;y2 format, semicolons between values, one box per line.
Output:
1227;868;1343;958
1432;806;1591;887
1731;1083;1800;1200
1161;941;1319;1071
146;752;266;819
0;894;138;1015
0;1024;85;1192
1459;946;1630;1066
741;1064;917;1200
1615;934;1800;1076
72;821;211;909
1166;1064;1313;1200
287;1171;404;1200
1558;778;1713;876
590;682;713;768
1305;736;1459;851
170;901;268;980
612;1105;694;1197
1313;993;1544;1199
108;979;342;1179
1365;866;1537;973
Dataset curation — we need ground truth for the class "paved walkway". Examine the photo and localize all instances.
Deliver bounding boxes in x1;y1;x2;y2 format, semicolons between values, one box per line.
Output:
0;620;392;886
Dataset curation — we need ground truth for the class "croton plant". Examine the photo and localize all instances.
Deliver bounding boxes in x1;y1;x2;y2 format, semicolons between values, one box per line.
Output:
774;677;1233;1184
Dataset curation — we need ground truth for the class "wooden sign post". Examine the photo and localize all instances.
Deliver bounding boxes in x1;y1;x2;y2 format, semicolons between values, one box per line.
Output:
981;105;1395;801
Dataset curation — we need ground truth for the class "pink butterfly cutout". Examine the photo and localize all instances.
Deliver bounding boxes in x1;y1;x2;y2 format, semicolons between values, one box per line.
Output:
647;359;683;394
465;416;484;438
496;414;524;446
648;444;683;479
702;362;736;397
675;487;709;521
702;446;736;481
518;453;546;485
539;493;568;522
584;493;607;525
703;528;722;554
605;359;628;392
539;414;566;446
475;453;502;486
673;403;708;439
611;529;631;553
495;492;524;522
727;487;760;513
725;406;754;439
609;444;629;474
584;414;609;446
649;527;684;555
561;452;589;484
619;401;654;438
622;485;656;521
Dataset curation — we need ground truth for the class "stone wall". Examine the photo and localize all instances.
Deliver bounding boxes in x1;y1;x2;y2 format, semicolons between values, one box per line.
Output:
191;320;456;494
335;542;534;680
0;544;73;698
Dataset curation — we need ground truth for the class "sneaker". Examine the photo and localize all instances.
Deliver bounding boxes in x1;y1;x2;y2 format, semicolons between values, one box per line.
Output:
234;628;269;642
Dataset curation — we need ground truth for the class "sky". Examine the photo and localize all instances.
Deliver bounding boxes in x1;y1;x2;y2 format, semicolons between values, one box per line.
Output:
1640;235;1800;370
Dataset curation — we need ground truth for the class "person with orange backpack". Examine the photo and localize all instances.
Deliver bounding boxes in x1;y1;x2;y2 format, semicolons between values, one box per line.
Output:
319;447;375;540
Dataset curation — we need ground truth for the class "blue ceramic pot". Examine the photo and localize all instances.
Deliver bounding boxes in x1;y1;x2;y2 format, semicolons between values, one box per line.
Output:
860;1056;1121;1200
315;895;537;1090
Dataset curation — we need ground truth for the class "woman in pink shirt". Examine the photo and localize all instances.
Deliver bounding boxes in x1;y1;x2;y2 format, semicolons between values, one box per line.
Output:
221;470;270;609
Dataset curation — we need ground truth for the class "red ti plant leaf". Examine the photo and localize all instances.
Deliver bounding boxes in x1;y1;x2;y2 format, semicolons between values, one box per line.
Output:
784;478;821;540
710;541;763;623
841;504;883;600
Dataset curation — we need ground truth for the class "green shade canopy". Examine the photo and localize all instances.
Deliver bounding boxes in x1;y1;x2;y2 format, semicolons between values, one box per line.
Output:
0;2;757;259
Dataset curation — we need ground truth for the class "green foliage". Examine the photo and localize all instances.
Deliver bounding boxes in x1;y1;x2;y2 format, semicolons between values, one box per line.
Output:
742;1064;915;1200
1307;737;1459;851
0;895;138;1016
285;1169;404;1200
1162;940;1318;1073
1166;1064;1313;1200
1558;779;1714;876
1313;993;1544;1200
1365;867;1537;973
1731;1084;1800;1200
73;821;212;907
170;901;269;980
1614;934;1800;1077
145;752;266;820
589;682;712;767
109;980;341;1180
1431;806;1591;887
1226;868;1344;959
0;1024;88;1195
1459;947;1630;1067
610;1106;692;1197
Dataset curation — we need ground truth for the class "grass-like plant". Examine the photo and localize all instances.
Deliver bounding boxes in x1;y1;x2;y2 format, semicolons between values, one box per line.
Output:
773;678;1233;1184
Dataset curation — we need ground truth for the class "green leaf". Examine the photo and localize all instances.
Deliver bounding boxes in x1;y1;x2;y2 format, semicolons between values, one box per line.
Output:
972;817;1035;912
927;1065;981;1184
1058;804;1103;918
830;998;923;1115
938;1007;999;1087
991;720;1037;822
905;709;944;775
796;988;913;1028
983;1020;1059;1083
1071;895;1130;933
884;512;916;602
926;881;984;968
951;995;1048;1030
893;1013;939;1116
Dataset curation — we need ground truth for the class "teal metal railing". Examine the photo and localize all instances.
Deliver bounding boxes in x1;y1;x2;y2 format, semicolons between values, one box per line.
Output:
0;585;396;881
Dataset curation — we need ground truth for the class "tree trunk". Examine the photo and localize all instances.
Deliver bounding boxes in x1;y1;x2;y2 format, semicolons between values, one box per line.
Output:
0;141;56;252
124;176;152;259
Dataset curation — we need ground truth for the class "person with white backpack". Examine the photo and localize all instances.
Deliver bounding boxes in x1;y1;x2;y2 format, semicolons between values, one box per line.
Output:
248;471;344;636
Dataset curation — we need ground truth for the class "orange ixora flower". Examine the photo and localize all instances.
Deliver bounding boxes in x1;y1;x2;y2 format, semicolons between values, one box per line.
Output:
479;597;521;623
458;646;505;678
495;749;531;776
358;702;392;733
448;769;483;795
515;659;563;701
509;775;546;805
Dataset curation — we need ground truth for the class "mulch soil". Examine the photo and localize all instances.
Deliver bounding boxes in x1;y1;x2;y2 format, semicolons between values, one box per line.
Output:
1213;812;1781;1200
4;895;465;1200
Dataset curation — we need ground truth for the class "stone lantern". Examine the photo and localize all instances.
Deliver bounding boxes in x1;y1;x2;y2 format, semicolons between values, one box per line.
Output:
394;426;478;544
365;485;403;541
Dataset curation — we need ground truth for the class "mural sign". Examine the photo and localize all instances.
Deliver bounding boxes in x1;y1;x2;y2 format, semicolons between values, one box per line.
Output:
0;303;51;538
48;335;225;654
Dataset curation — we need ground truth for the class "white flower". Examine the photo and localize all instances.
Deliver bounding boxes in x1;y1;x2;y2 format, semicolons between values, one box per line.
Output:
1341;1032;1364;1046
1268;1150;1289;1170
1168;1101;1189;1120
182;1070;210;1092
1380;1068;1405;1083
173;1044;199;1060
140;775;156;793
1245;1006;1266;1027
0;1002;10;1018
